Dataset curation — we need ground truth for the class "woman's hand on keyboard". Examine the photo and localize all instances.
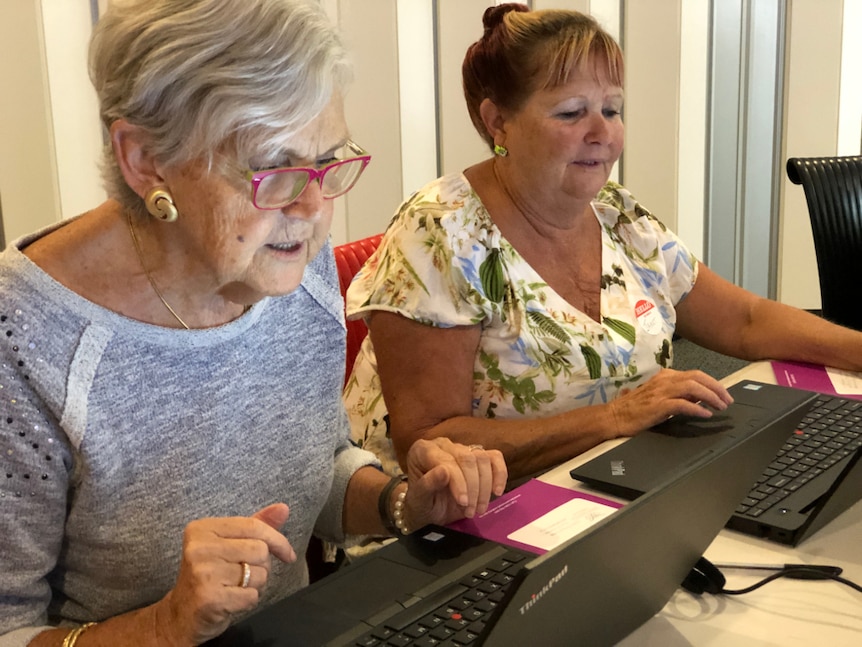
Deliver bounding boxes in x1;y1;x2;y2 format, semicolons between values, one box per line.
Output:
609;368;734;437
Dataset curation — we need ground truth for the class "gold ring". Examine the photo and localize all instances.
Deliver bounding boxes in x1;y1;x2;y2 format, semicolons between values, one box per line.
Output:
468;444;484;451
239;561;251;588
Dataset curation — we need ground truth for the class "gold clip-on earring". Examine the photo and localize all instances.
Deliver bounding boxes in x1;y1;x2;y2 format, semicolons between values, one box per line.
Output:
145;187;178;222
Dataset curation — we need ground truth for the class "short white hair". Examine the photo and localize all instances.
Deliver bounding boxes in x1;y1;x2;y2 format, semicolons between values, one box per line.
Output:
89;0;352;216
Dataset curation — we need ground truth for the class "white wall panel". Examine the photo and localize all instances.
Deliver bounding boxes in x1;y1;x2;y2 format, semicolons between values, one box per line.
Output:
838;0;862;155
436;0;491;176
623;0;682;232
677;0;709;260
0;1;60;244
334;0;403;241
397;0;438;200
42;0;105;221
779;0;844;308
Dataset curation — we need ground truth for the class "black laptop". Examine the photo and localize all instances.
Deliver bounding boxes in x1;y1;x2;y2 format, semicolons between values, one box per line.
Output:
207;385;796;647
571;380;862;546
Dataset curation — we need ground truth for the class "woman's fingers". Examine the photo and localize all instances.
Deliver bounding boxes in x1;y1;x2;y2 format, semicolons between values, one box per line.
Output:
167;504;300;643
612;369;734;435
250;503;297;563
194;506;297;566
455;443;507;515
405;438;507;524
177;505;297;605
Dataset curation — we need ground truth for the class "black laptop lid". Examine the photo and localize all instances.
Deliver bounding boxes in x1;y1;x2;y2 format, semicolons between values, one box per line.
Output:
569;381;817;500
480;384;803;646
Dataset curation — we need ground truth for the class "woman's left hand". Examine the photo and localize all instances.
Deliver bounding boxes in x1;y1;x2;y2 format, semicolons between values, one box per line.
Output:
402;438;507;529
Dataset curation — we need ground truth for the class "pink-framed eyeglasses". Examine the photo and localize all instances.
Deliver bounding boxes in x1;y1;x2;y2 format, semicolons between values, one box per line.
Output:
244;140;371;210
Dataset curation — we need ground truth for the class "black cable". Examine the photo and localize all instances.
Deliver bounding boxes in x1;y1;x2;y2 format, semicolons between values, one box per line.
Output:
721;567;862;596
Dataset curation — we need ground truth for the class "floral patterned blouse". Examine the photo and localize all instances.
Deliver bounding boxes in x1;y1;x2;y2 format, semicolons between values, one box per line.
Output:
343;172;698;476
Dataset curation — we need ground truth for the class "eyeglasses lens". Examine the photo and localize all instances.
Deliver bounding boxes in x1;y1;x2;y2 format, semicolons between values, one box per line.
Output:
255;172;309;209
321;159;364;198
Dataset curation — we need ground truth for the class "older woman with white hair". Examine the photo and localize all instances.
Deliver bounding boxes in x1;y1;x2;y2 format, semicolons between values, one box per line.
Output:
0;1;506;645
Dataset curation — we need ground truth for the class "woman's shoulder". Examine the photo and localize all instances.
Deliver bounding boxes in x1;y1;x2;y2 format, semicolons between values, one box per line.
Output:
595;182;645;217
0;233;72;307
386;172;496;247
394;173;489;224
593;182;668;232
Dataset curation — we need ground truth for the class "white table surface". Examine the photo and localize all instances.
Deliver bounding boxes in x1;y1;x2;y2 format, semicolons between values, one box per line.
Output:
538;361;862;646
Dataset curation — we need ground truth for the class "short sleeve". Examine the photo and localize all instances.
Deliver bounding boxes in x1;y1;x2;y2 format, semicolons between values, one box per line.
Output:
345;174;493;328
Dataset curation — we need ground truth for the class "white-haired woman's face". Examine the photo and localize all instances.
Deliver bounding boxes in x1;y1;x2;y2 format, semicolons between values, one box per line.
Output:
161;96;349;304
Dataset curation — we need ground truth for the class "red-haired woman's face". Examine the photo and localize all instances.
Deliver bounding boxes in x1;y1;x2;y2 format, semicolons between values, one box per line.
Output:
500;62;624;209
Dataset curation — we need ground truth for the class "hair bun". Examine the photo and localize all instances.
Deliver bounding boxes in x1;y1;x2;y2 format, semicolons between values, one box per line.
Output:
482;2;529;34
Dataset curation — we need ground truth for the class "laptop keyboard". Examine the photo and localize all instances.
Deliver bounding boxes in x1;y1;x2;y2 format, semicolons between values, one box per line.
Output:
350;550;526;646
736;394;862;518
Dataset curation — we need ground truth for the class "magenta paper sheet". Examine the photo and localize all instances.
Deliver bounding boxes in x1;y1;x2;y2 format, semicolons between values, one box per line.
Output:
771;360;862;401
447;478;622;555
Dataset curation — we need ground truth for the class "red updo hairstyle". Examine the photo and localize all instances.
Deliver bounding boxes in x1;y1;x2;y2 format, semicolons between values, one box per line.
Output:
462;2;624;150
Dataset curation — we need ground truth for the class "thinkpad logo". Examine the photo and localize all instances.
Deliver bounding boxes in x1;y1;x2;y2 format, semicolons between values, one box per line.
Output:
519;565;568;615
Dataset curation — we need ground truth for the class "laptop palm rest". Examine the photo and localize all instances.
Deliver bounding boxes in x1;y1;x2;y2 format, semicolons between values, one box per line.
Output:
209;529;507;646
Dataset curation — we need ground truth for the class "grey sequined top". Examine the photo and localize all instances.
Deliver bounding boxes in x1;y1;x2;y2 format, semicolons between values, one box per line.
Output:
0;225;378;646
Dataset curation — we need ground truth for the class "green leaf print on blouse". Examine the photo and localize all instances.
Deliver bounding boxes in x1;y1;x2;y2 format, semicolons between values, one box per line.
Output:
580;344;603;379
479;350;557;414
602;317;636;346
542;347;574;378
526;311;570;344
655;338;671;368
635;202;661;226
479;248;506;303
600;265;626;290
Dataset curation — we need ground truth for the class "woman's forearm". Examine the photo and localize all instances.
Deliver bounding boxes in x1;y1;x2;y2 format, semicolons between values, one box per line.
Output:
341;466;395;537
29;601;183;647
392;403;618;481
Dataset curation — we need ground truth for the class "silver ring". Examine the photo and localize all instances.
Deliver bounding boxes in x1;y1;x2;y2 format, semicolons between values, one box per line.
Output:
239;561;251;588
468;444;484;451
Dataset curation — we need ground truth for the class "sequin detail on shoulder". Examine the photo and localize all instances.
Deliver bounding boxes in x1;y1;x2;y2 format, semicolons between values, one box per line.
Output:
1;307;55;499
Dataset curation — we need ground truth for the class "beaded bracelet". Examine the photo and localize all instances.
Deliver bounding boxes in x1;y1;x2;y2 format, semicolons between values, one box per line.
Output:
392;485;410;535
377;474;410;536
62;622;97;647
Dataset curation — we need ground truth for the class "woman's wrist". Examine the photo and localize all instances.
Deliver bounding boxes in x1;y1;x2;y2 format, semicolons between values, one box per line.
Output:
61;623;96;647
560;401;622;444
378;474;411;536
391;481;411;534
150;594;193;647
605;399;624;439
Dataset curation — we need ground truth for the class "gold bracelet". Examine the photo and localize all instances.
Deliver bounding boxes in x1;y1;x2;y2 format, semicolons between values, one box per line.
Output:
62;622;96;647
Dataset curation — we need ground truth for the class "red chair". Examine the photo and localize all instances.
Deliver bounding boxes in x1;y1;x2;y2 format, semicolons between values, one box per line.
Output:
333;233;384;383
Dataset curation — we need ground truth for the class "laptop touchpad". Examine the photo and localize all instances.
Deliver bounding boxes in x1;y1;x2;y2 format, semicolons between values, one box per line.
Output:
300;557;436;620
652;402;767;438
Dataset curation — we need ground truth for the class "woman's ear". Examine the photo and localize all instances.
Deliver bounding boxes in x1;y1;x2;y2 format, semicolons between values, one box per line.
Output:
479;98;507;145
110;119;163;198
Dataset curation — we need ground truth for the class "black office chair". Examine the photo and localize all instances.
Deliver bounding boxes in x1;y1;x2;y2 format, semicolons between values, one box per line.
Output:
786;156;862;331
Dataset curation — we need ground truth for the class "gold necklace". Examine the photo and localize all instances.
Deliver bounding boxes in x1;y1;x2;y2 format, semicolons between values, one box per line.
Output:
127;213;190;330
